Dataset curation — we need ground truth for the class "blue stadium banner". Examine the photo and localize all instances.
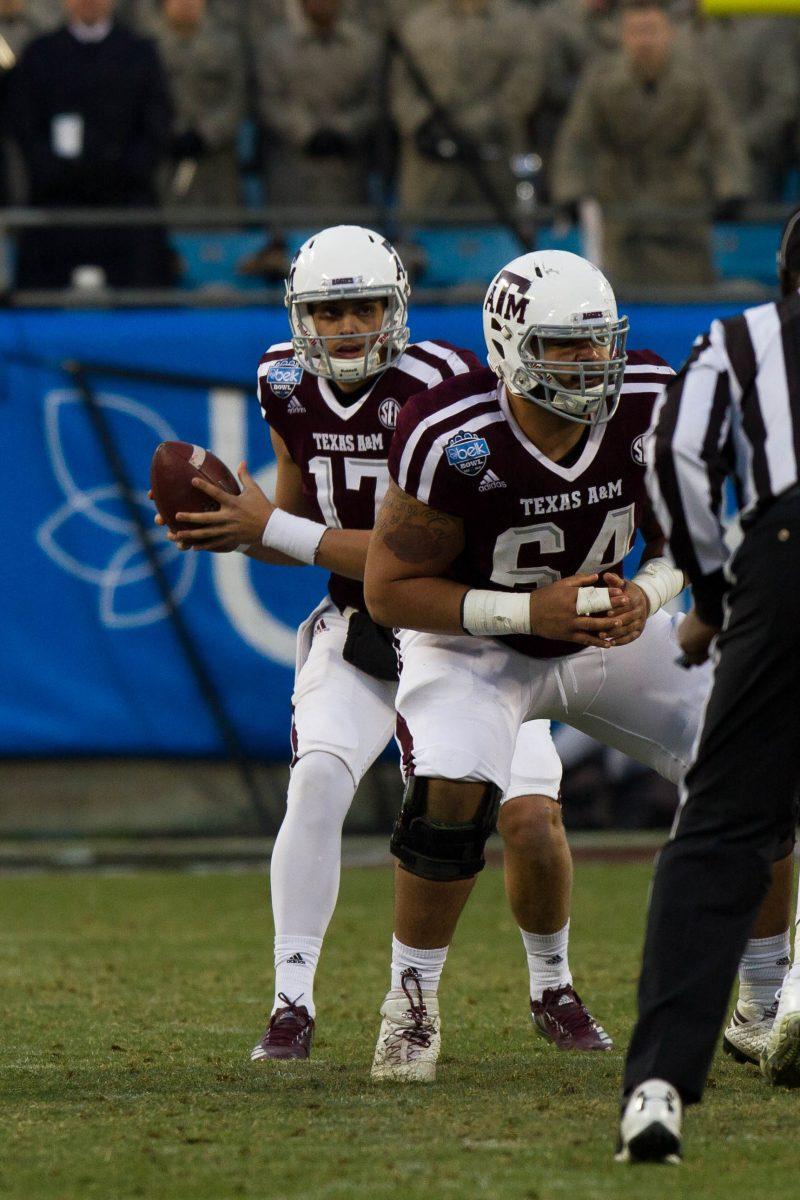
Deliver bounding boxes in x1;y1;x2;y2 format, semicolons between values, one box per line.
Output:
1;303;741;757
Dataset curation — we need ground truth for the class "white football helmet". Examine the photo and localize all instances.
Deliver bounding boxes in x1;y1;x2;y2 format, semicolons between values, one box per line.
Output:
483;250;628;425
285;225;410;384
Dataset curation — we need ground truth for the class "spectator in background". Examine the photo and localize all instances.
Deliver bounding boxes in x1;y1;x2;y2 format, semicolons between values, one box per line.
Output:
0;1;48;203
530;0;619;199
552;0;749;288
691;11;798;202
2;0;49;36
27;0;142;23
148;0;245;206
391;0;544;214
254;0;380;208
9;0;173;288
243;1;424;38
131;0;243;31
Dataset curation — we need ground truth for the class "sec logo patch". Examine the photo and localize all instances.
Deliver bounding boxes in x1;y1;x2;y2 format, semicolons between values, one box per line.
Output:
267;358;303;398
631;433;647;466
378;398;400;429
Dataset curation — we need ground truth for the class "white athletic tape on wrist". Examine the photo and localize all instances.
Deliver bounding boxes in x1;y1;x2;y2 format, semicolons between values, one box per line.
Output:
261;508;326;565
632;556;685;616
576;586;612;615
461;589;531;637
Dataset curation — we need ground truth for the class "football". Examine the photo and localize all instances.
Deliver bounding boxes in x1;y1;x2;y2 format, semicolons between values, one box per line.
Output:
150;441;240;533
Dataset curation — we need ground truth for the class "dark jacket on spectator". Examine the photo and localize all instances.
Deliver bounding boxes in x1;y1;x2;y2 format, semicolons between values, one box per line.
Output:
9;21;172;287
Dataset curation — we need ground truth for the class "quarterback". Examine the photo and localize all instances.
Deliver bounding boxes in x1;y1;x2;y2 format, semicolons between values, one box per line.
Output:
364;250;794;1080
166;228;611;1064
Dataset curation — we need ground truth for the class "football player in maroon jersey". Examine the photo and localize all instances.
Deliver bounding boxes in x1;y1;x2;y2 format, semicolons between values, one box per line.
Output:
364;249;794;1081
166;228;613;1068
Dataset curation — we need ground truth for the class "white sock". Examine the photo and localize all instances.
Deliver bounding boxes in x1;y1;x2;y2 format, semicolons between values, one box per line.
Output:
269;751;355;1018
520;920;573;1002
390;935;448;995
274;935;322;1016
738;930;791;1007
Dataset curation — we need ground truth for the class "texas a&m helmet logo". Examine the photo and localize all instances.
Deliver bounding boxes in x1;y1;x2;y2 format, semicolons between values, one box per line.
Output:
267;358;303;398
445;430;490;477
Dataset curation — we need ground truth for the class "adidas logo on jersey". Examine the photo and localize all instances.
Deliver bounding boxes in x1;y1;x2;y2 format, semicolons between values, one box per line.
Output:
478;469;506;492
287;396;306;414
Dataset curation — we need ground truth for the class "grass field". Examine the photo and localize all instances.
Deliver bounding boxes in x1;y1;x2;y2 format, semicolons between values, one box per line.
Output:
1;862;794;1199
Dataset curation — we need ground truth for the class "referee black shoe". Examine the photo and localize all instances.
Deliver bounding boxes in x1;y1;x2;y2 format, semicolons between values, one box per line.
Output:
615;1079;682;1164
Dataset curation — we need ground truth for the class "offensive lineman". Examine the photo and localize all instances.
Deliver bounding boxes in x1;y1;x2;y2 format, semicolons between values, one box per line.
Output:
166;228;611;1065
363;249;794;1080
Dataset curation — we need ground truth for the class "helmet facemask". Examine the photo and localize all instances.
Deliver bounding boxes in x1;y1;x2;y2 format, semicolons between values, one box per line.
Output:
509;318;629;426
287;283;410;385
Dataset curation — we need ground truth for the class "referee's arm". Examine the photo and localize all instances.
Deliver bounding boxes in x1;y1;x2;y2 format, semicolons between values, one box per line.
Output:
646;323;735;630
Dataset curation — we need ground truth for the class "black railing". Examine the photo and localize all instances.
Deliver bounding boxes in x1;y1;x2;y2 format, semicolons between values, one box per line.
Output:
0;201;793;308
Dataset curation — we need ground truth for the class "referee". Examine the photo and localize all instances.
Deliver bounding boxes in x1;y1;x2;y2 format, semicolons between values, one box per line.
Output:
617;211;800;1164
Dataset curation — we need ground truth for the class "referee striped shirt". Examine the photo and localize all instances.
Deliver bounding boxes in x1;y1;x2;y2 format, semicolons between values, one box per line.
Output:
647;289;800;626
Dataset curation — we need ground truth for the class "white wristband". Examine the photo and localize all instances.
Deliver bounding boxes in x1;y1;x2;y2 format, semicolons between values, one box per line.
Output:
261;508;326;565
576;586;612;615
461;589;531;637
632;556;685;616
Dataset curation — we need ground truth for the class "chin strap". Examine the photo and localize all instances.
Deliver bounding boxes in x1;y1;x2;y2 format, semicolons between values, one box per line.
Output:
329;352;379;383
550;384;604;419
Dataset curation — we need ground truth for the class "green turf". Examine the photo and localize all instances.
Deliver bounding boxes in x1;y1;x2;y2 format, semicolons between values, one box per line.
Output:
0;863;793;1199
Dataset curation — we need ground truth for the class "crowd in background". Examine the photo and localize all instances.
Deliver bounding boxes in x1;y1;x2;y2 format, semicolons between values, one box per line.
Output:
0;0;798;288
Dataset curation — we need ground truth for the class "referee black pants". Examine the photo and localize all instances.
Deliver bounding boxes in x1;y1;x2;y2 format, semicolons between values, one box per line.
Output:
623;490;800;1105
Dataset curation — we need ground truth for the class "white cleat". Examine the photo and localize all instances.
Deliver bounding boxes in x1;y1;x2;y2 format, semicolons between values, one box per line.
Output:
370;968;441;1083
723;996;779;1065
761;973;800;1087
615;1079;682;1165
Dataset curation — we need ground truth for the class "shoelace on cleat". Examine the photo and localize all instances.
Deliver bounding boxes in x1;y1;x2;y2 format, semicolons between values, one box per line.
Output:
384;968;436;1051
540;988;605;1039
262;992;311;1046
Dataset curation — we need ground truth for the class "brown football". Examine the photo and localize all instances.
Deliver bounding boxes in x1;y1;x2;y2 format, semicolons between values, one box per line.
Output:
150;441;240;533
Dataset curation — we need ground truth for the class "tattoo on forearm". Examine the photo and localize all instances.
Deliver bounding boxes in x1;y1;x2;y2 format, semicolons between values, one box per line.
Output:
375;488;459;564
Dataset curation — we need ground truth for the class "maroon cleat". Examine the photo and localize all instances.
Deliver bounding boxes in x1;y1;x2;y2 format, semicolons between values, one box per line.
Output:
250;992;315;1062
530;985;613;1051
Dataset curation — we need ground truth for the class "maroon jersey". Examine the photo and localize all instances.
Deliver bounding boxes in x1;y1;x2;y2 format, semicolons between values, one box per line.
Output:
388;350;674;658
258;339;481;612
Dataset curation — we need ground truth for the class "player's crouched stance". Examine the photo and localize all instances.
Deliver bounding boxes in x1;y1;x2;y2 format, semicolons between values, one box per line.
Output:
364;250;793;1097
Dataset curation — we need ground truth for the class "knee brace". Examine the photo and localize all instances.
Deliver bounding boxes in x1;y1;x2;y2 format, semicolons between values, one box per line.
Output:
389;775;502;882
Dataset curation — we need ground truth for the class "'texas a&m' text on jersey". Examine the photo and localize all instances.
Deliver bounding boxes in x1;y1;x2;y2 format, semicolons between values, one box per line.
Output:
388;350;674;658
257;339;480;612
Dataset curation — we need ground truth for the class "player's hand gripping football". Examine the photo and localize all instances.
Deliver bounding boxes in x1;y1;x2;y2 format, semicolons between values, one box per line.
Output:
167;463;274;552
599;571;649;647
528;573;630;647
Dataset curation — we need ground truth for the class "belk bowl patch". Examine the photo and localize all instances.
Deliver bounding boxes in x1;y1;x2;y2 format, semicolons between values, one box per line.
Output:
267;358;303;398
445;430;490;477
